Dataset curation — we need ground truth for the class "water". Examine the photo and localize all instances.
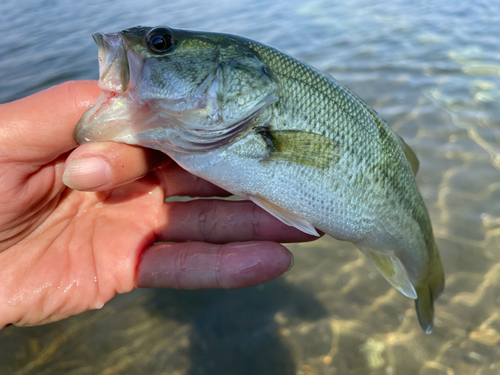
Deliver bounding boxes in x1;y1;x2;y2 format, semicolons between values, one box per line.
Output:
1;0;500;374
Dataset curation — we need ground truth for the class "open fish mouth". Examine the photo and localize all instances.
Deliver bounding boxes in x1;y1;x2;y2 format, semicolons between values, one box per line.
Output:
74;31;146;142
92;31;143;94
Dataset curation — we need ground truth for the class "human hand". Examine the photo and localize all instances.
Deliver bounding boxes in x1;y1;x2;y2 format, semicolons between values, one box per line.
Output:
0;81;317;328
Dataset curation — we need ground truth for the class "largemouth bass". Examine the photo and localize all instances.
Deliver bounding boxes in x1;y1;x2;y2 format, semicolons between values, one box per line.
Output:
75;26;444;333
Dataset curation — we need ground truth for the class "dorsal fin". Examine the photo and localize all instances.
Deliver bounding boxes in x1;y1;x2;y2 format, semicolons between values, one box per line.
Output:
337;82;420;176
396;134;419;176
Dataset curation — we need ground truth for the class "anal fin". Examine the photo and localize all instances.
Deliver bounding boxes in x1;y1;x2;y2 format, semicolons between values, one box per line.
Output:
249;195;320;237
363;248;417;299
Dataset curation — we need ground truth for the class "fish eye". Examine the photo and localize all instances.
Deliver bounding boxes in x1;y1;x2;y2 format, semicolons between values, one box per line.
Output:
146;27;175;54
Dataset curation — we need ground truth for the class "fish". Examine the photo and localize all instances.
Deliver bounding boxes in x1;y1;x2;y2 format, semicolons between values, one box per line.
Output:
74;26;444;333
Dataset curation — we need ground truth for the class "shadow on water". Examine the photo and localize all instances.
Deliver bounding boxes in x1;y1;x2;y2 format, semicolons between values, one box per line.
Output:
145;278;328;375
0;277;329;374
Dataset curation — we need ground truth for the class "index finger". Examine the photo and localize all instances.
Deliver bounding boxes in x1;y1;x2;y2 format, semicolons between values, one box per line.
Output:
0;81;100;164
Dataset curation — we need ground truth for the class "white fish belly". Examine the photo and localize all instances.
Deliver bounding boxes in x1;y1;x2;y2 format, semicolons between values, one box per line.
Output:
172;142;373;244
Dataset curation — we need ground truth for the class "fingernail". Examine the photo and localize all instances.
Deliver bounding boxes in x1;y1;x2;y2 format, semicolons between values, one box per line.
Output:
63;157;112;190
286;252;294;271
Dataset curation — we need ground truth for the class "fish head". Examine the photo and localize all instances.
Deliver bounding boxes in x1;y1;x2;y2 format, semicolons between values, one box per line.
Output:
75;26;278;154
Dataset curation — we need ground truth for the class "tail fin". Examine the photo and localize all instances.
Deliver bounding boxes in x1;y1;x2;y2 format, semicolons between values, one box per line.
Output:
414;248;445;334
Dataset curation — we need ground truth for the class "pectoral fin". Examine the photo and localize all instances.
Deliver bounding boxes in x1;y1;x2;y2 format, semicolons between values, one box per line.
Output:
249;195;320;236
255;128;339;168
362;248;417;299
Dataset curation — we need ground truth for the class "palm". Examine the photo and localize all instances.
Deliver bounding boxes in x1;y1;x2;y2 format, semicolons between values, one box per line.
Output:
0;155;164;325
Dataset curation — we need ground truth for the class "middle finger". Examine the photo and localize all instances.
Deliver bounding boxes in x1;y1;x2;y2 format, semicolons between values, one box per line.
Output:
155;199;319;244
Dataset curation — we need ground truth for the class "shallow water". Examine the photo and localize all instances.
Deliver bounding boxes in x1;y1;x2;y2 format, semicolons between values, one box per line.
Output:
1;0;500;374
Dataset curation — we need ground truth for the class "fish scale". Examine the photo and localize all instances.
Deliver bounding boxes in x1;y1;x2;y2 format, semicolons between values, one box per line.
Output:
75;26;444;333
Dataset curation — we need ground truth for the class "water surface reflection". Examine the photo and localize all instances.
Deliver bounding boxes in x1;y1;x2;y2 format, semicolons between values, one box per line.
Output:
1;0;500;374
